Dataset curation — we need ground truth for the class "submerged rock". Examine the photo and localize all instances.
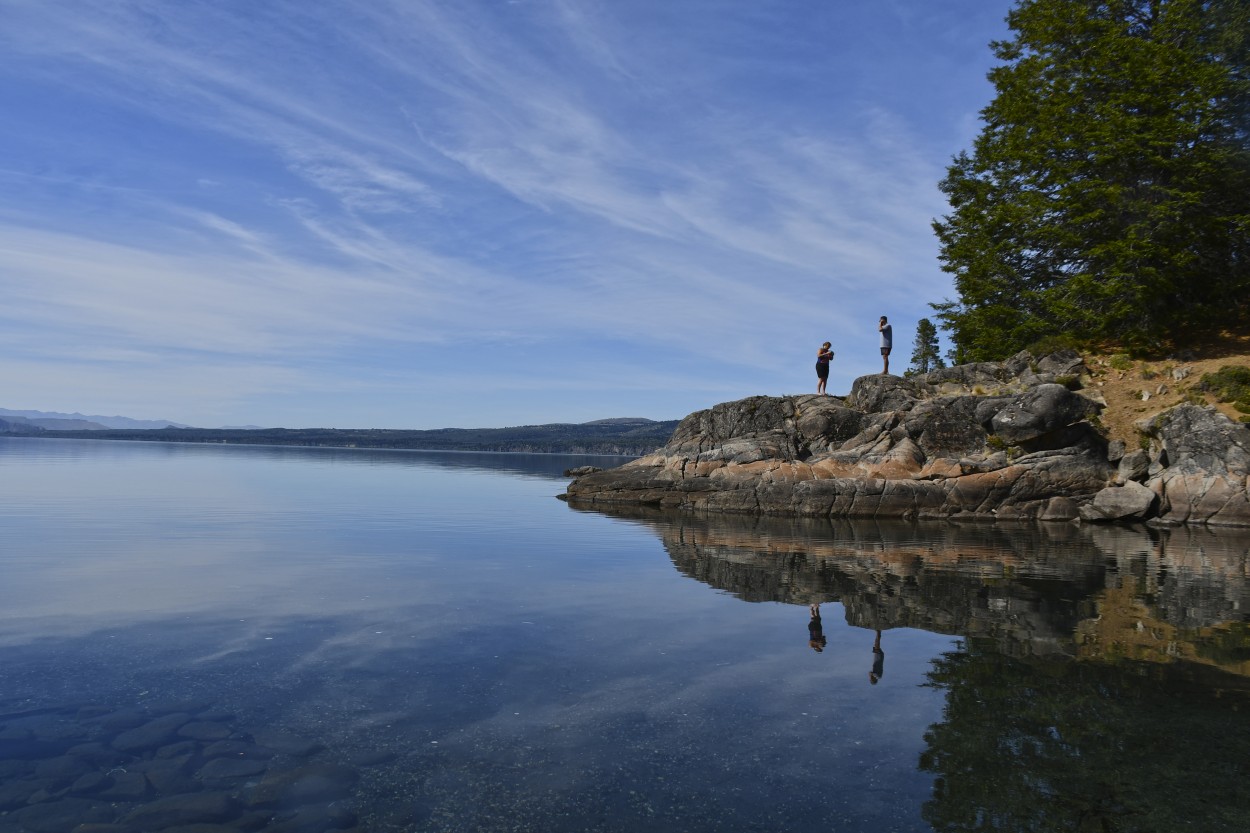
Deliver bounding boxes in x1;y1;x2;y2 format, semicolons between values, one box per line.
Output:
565;351;1250;527
122;791;238;828
111;712;191;753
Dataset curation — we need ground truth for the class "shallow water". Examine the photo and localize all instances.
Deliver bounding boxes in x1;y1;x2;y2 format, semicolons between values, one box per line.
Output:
0;437;1248;832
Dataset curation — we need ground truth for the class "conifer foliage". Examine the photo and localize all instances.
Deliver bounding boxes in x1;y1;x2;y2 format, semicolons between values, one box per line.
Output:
908;318;947;375
933;0;1250;362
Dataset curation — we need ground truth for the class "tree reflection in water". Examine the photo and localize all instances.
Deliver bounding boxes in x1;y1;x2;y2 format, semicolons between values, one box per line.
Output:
570;504;1250;831
921;639;1250;832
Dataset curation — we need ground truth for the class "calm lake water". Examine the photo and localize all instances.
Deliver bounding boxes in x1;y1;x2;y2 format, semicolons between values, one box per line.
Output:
1;437;1249;832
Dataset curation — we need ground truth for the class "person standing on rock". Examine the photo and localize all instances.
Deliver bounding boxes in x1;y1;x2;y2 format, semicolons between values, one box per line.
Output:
816;342;834;395
869;629;884;684
878;316;893;374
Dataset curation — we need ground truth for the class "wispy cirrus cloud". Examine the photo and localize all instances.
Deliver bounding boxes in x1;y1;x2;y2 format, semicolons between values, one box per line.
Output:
0;0;1009;426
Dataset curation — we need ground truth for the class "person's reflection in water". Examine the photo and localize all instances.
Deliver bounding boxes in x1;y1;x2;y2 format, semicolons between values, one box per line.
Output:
869;629;885;684
808;604;827;652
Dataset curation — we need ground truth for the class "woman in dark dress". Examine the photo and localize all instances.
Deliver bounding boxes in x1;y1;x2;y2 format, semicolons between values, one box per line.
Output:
816;342;834;395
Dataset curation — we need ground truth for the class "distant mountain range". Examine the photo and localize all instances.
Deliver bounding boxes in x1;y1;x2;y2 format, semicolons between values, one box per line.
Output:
0;408;189;430
2;409;680;456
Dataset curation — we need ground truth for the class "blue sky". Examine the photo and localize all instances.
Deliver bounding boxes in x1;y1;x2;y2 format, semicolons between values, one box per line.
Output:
0;0;1010;429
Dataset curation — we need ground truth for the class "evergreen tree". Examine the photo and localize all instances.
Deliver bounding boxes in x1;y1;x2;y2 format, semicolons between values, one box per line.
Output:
933;0;1250;362
908;318;946;375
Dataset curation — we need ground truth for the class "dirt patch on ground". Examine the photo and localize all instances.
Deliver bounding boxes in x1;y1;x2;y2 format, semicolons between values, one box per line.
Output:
1082;332;1250;446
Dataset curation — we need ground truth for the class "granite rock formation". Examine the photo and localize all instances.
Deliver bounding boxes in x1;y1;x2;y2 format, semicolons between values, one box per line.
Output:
564;350;1250;527
1135;403;1250;525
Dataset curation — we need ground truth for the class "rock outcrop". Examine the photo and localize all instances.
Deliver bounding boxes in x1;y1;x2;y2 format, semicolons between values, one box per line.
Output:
1136;403;1250;525
564;350;1250;527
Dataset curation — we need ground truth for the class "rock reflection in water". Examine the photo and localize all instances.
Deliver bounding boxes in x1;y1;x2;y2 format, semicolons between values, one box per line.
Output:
571;505;1250;831
576;505;1250;675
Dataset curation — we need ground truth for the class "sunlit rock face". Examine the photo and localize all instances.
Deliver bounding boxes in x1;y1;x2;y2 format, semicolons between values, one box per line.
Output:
1139;403;1250;526
565;350;1250;527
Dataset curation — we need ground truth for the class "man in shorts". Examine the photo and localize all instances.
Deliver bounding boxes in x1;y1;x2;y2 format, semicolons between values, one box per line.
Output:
878;316;893;374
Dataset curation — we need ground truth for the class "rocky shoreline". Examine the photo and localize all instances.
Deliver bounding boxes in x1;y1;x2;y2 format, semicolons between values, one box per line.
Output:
562;350;1250;526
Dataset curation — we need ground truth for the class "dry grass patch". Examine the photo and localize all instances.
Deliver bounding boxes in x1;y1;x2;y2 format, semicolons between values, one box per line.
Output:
1082;332;1250;446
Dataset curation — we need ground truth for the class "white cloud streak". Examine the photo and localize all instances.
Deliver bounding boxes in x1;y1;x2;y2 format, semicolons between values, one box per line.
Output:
0;0;1005;425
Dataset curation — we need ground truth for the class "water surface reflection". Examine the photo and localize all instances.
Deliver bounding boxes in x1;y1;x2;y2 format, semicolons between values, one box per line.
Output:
1;439;1248;831
575;504;1250;831
580;505;1250;675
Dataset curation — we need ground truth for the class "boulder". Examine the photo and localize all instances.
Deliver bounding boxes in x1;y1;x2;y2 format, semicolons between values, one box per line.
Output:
847;376;921;414
112;712;191;753
1079;481;1157;522
1145;403;1250;476
990;384;1102;444
1035;349;1084;377
123;792;238;828
1115;450;1150;484
1141;405;1250;525
902;396;992;457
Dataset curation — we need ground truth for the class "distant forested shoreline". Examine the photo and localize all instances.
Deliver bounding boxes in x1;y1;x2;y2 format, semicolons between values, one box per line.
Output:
27;420;681;457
